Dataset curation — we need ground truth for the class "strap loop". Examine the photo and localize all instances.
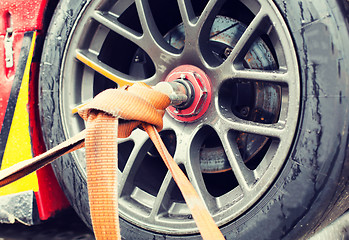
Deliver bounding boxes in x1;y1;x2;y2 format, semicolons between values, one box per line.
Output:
78;83;170;137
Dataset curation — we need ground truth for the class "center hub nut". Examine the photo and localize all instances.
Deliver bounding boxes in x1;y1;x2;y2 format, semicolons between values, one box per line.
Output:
165;65;212;122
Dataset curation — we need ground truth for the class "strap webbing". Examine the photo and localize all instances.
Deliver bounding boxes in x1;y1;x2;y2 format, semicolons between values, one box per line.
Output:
143;123;225;240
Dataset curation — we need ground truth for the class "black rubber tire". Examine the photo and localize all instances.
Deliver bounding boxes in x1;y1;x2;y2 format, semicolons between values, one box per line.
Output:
39;0;349;239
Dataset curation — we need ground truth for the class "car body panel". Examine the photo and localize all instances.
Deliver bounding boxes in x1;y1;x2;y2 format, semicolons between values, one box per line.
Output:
0;0;70;224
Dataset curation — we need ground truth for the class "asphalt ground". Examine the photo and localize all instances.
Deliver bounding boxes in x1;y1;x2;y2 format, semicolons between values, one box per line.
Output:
0;208;347;240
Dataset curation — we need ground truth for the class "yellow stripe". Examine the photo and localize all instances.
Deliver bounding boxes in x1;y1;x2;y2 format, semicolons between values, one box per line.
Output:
76;50;133;87
73;51;135;114
0;32;39;196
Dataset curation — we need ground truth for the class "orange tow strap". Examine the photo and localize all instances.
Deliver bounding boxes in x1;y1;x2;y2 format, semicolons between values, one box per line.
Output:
143;124;225;240
0;83;224;240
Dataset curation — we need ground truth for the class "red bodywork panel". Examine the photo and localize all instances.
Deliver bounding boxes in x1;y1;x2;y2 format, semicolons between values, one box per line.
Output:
0;0;70;221
0;0;46;135
0;33;22;132
0;0;47;34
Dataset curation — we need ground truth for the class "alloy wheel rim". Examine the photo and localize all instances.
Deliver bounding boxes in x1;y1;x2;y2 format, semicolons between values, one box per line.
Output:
60;0;300;235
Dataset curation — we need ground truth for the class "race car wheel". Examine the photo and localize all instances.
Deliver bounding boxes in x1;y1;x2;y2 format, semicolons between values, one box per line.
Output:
39;0;349;239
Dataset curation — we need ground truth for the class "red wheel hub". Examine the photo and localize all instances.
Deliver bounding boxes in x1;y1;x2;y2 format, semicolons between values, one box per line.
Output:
165;65;212;122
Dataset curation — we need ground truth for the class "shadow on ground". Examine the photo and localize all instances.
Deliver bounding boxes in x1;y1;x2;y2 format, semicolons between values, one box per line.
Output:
0;208;94;240
0;208;348;240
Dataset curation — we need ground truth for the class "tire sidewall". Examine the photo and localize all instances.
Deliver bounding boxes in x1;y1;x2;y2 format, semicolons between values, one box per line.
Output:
39;0;349;239
39;0;94;229
221;1;349;239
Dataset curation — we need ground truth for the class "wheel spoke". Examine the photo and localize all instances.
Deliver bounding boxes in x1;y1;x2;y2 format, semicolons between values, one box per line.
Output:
184;158;217;212
94;2;178;70
219;131;256;191
234;68;289;85
177;0;196;26
76;50;136;87
177;0;225;60
175;127;218;212
223;8;269;66
93;10;142;46
196;0;225;32
216;117;285;140
177;0;201;55
71;99;92;115
150;171;172;218
135;0;160;39
215;67;290;87
118;131;149;197
135;0;177;56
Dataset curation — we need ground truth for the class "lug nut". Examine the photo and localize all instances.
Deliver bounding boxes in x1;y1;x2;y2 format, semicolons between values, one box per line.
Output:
164;65;212;122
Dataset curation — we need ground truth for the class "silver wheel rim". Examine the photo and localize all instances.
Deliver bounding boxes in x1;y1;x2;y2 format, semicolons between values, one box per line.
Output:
60;0;300;235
